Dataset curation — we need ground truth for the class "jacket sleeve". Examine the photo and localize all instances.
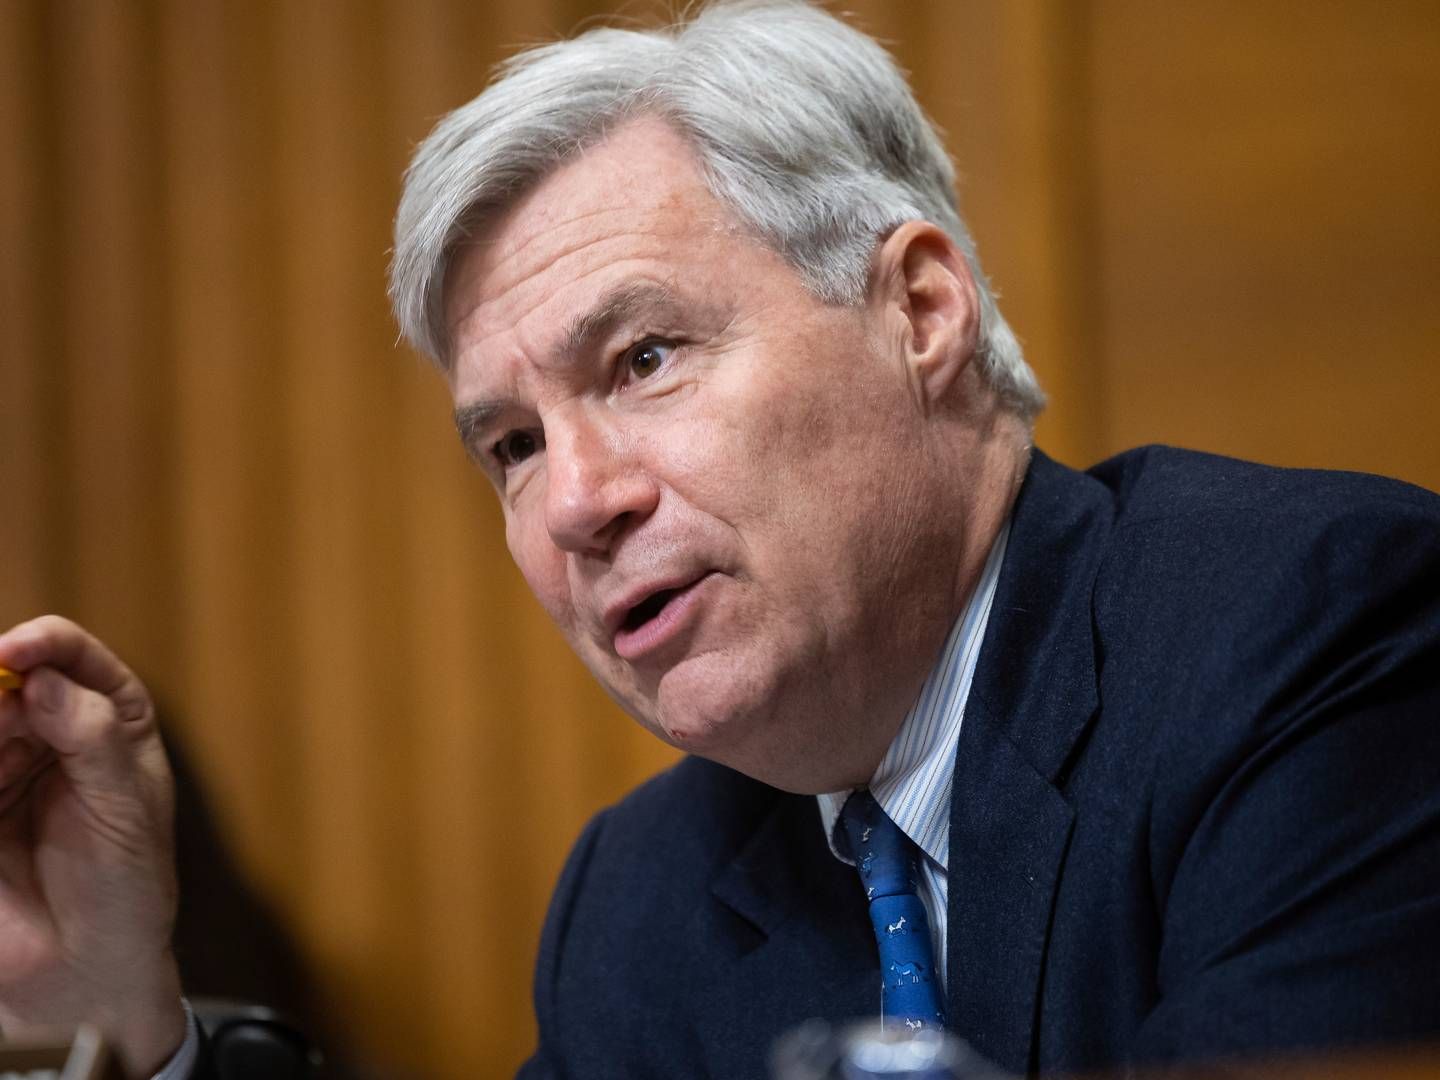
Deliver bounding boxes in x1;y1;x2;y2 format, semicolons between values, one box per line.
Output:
515;808;611;1080
1135;673;1440;1060
1129;501;1440;1062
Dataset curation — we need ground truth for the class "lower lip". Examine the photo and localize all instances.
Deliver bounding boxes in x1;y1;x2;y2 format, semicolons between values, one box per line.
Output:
613;574;714;662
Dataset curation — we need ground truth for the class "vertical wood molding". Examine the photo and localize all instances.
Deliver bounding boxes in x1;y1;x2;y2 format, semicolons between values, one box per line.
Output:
1086;0;1440;486
1030;0;1106;465
50;0;178;672
160;0;307;893
0;0;56;619
271;0;397;1056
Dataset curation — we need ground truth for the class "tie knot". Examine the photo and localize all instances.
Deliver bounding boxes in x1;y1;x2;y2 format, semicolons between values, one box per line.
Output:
839;790;919;900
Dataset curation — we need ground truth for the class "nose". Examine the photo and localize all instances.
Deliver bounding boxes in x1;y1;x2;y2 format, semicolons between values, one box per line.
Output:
543;405;658;556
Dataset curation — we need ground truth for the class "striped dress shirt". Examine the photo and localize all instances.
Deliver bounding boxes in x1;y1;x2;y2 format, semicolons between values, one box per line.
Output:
816;520;1010;991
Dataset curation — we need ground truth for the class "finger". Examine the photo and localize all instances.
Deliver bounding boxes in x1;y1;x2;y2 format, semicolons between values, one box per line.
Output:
20;668;149;799
0;690;25;742
0;746;55;820
0;616;149;721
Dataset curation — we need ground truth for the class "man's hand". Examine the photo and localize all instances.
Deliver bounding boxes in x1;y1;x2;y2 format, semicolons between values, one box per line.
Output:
0;616;186;1078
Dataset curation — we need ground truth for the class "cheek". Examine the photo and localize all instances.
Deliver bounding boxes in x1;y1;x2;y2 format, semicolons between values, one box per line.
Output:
650;364;833;517
506;511;572;624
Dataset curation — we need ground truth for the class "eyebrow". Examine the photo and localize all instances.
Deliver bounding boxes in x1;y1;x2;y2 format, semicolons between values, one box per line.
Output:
452;279;684;458
559;279;680;359
454;399;504;458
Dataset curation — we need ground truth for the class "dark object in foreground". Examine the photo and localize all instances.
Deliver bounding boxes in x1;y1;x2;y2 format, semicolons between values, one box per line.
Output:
192;999;322;1080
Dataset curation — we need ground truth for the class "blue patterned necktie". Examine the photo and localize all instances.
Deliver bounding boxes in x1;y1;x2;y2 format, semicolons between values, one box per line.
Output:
840;789;947;1032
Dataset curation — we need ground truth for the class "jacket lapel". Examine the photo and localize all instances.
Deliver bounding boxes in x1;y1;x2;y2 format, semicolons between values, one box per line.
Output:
947;451;1113;1074
691;451;1115;1075
693;793;876;1075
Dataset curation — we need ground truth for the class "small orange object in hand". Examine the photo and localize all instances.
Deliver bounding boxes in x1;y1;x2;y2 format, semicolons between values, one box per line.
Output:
0;666;22;691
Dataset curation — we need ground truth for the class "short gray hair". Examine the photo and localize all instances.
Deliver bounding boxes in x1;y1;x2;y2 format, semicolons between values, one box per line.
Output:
389;0;1045;418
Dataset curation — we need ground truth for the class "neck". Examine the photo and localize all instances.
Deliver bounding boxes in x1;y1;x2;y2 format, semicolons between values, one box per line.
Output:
941;411;1031;624
791;411;1032;794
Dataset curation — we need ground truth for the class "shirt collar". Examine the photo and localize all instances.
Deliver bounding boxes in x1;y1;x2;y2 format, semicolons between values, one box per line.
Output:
816;519;1010;870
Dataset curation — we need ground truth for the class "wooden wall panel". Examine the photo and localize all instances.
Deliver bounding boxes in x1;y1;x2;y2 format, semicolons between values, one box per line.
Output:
275;0;399;1043
160;0;308;922
378;6;499;1071
1;2;1435;1077
1087;0;1440;489
0;0;54;617
49;1;174;668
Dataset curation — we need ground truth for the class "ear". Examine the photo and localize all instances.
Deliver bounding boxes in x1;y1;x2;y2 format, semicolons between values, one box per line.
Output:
871;221;981;410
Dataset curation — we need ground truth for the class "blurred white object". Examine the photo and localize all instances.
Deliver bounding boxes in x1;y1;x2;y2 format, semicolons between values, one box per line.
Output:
772;1019;1012;1080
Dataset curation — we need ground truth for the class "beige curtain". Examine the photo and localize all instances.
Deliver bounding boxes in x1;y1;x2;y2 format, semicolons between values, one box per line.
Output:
2;2;1436;1075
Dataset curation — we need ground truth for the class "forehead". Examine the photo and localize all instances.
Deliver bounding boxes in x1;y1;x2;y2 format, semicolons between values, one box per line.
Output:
442;118;744;376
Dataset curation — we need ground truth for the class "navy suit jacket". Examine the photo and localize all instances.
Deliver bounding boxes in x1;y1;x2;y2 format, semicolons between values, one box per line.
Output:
519;447;1440;1078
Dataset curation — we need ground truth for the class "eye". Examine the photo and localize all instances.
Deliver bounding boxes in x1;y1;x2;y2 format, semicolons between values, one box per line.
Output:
493;429;544;468
623;338;675;380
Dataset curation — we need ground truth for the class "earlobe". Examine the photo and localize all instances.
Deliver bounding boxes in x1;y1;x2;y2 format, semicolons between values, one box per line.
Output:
873;222;981;411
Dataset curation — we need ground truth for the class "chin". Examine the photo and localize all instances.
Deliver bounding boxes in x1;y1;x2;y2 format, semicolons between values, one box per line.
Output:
650;697;742;754
652;673;816;792
647;658;773;755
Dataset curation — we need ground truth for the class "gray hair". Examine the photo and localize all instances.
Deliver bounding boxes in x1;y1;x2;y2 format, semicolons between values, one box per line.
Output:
389;0;1045;418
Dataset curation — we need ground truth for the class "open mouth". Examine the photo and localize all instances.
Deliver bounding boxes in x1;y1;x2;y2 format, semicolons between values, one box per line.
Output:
622;587;682;632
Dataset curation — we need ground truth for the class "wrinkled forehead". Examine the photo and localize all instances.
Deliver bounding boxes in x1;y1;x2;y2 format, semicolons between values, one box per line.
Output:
440;118;743;362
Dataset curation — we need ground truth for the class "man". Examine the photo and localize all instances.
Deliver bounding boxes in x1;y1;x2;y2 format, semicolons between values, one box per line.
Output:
0;1;1437;1078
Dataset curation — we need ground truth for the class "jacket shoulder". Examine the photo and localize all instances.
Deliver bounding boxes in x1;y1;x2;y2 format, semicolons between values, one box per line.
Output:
1090;444;1440;529
1086;445;1440;637
1031;447;1440;1068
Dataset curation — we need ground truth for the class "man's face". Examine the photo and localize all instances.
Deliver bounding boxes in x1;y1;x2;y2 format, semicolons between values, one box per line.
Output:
445;119;960;789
